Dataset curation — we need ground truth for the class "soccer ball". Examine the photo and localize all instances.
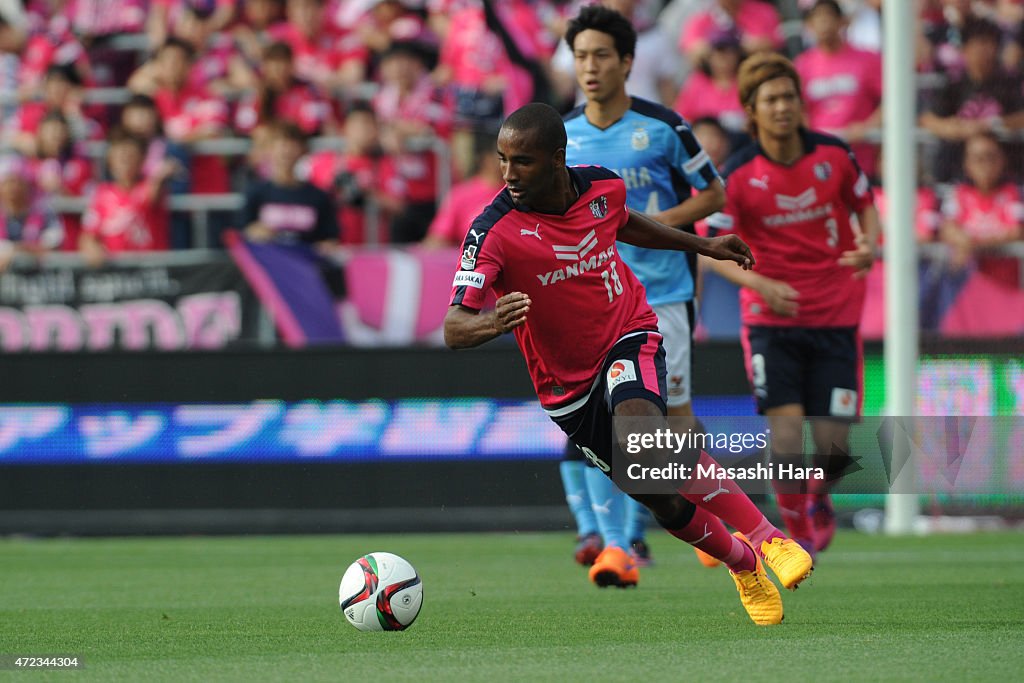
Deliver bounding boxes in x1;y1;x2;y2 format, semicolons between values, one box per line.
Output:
339;552;423;631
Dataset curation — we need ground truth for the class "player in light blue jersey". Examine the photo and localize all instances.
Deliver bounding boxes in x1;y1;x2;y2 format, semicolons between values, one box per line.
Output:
558;4;726;580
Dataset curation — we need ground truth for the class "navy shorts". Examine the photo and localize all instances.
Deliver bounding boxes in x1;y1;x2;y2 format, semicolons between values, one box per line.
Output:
741;325;862;418
549;330;667;473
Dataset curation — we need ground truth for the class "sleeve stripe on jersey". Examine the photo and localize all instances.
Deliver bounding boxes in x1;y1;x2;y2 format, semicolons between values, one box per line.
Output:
705;212;734;230
683;149;711;176
854;172;870;198
452;193;512;307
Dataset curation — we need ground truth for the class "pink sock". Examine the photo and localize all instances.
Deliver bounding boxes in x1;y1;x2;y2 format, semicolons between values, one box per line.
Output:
745;515;787;552
773;488;813;542
678;451;781;543
665;506;754;573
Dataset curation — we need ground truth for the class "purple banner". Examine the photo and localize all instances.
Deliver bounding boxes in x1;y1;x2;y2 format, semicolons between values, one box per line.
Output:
226;232;345;347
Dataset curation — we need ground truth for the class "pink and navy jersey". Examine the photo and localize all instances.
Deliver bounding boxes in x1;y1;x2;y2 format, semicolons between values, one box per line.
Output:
707;129;874;328
449;166;659;410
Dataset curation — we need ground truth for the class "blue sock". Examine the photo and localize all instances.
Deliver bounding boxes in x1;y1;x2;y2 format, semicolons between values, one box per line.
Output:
584;466;629;550
560;460;597;536
625;497;650;543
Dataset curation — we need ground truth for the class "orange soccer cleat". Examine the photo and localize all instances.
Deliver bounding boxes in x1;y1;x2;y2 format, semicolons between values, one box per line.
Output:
588;546;639;588
694;546;723;568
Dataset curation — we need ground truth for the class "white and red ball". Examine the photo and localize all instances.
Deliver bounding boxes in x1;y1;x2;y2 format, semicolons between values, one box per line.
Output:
339;552;423;631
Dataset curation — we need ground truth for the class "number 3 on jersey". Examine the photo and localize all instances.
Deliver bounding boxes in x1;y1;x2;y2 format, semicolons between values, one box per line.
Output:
825;217;839;248
601;261;624;302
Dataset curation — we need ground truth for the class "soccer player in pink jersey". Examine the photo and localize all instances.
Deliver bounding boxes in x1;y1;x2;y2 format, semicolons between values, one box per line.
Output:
794;0;882;179
704;53;881;557
445;102;815;625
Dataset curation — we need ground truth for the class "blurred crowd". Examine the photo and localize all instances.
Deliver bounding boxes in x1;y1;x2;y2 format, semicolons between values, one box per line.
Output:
0;0;1020;282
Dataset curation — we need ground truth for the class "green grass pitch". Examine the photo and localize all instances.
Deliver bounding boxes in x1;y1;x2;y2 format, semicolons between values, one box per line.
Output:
2;530;1022;682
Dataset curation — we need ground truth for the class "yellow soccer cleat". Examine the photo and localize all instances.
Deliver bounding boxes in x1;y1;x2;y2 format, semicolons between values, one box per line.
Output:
729;532;783;626
758;536;814;590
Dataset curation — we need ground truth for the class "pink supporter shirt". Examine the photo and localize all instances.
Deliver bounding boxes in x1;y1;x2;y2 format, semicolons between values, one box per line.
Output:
680;1;783;55
427;176;503;245
874;186;940;243
943;183;1024;242
154;84;230;194
795;44;882;175
673;72;745;132
439;4;539;114
83;181;169;253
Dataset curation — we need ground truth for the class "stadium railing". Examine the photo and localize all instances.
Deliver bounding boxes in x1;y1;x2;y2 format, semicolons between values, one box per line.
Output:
39;134;452;247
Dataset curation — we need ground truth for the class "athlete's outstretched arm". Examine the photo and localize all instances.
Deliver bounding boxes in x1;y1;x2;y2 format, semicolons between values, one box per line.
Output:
650;178;726;229
444;293;531;349
618;210;755;269
701;256;800;317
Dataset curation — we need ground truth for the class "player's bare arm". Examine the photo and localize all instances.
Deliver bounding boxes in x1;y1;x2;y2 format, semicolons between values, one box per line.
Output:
701;256;800;317
444;293;532;349
650;178;726;229
618;210;754;269
839;204;881;278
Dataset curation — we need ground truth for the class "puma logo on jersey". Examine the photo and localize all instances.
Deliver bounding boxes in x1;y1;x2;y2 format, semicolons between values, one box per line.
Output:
520;224;542;240
748;175;770;191
468;228;483;244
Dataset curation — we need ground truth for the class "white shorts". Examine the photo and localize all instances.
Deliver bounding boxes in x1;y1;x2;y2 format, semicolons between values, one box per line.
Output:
653;301;693;408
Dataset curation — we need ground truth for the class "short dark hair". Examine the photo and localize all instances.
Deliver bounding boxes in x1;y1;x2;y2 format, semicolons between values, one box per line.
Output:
380;40;427;65
268;120;308;147
158;36;197;60
106;127;148;154
501;102;567;154
564;4;637;60
691;116;728;136
961;18;1002;45
44;63;82;86
263;41;294;62
805;0;843;19
40;110;70;128
346;101;376;118
124;93;157;112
